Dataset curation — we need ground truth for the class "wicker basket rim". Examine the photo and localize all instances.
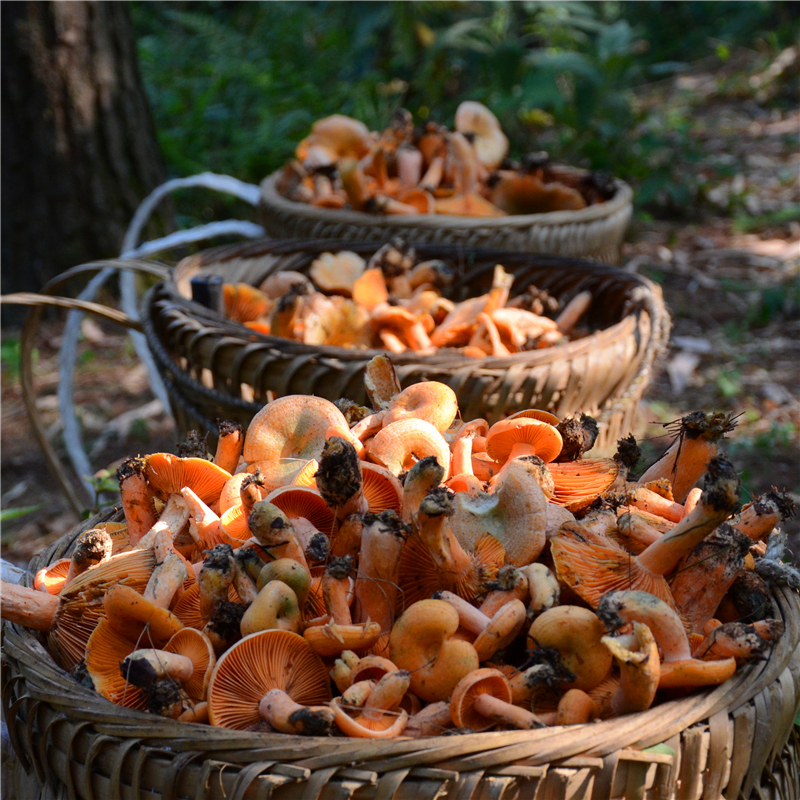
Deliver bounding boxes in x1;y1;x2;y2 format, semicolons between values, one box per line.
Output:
162;238;668;371
7;511;800;762
260;171;634;230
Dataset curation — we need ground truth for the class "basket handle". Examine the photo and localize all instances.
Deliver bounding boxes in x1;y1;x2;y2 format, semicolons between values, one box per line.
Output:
4;259;169;515
48;175;266;514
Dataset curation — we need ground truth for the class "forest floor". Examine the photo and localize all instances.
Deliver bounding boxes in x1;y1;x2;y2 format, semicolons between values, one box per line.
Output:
1;49;798;567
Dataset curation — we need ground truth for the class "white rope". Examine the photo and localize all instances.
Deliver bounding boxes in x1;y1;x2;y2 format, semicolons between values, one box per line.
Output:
56;174;264;507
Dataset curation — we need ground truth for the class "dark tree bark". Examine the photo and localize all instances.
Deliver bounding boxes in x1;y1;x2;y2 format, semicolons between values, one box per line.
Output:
1;1;172;300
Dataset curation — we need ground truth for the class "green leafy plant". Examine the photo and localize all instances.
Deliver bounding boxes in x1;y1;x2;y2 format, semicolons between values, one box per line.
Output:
0;505;43;522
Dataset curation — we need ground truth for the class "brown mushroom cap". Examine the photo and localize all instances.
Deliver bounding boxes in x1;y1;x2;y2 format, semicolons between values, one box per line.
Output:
34;558;71;594
143;453;232;504
207;629;332;730
486;419;563;465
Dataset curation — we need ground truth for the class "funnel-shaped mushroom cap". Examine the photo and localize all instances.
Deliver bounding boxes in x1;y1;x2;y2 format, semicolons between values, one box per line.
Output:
34;558;71;594
103;585;184;648
143;453;232;504
207;630;332;730
506;409;560;426
164;628;217;701
450;668;513;730
486;419;563;465
454;101;509;170
330;697;409;738
48;547;156;672
243;396;348;464
85;619;148;711
361;463;403;514
266;486;337;538
367;418;451;477
548;459;624;511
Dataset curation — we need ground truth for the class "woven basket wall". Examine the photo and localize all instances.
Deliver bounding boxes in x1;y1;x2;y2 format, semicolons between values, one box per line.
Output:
142;238;670;451
259;169;634;265
2;509;799;800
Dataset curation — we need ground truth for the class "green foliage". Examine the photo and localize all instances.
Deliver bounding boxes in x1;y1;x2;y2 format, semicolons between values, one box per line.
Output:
130;0;792;218
1;336;37;381
0;505;43;522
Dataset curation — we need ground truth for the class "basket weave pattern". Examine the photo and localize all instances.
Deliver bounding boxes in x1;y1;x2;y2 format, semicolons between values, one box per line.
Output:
142;239;670;450
2;510;799;800
259;173;634;265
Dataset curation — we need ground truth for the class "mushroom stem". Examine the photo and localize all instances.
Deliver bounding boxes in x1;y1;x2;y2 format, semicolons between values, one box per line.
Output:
198;544;236;619
402;456;445;524
322;557;354;625
181;487;231;549
214;421;244;474
316;437;368;522
122;649;195;686
144;553;189;608
597;590;691;662
555;291;592;335
638;411;738;503
0;581;60;632
117;458;158;545
258;688;335;735
602;622;660;715
64;527;113;586
353;511;409;632
732;490;796;542
135;494;191;551
636;457;741;576
248;501;309;569
658;657;737;689
472;693;546;729
626;485;685;523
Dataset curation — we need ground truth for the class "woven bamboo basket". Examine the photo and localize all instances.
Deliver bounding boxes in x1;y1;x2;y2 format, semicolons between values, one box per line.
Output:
142;238;670;451
259;168;634;264
2;508;799;800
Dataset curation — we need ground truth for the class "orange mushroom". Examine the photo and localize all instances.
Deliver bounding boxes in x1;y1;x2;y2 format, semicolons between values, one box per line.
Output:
207;630;334;734
601;622;660;715
450;668;547;731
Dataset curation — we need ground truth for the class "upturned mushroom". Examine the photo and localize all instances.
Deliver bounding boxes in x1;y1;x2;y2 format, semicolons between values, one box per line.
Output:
601;622;660;715
207;630;334;734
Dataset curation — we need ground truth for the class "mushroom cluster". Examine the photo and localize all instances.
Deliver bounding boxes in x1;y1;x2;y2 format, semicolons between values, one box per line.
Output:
275;102;616;217
3;359;796;738
222;239;590;357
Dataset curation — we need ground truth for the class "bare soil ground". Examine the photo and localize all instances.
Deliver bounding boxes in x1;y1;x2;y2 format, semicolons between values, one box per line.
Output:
2;52;798;567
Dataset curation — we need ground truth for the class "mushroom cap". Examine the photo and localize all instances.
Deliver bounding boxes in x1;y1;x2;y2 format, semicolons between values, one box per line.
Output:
486;419;563;465
207;629;332;730
309;251;366;295
103;584;185;648
143;453;232;504
506;409;560;426
265;486;337;538
454;101;509;170
296;114;373;164
528;606;613;692
450;667;512;730
33;558;71;594
382;382;458;433
330;697;409;738
388;599;479;703
223;283;272;323
172;582;242;630
361;463;403;514
243;396;348;464
164;628;217;701
85;619;148;711
547;459;623;511
349;655;398;686
48;548;156;672
367;418;451;477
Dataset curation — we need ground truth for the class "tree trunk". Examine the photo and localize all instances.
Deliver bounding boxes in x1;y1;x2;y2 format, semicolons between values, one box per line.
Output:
1;1;172;302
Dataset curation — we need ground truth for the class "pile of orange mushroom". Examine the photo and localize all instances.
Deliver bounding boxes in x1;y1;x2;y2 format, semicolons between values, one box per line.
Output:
2;357;796;738
275;102;616;217
223;239;591;358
